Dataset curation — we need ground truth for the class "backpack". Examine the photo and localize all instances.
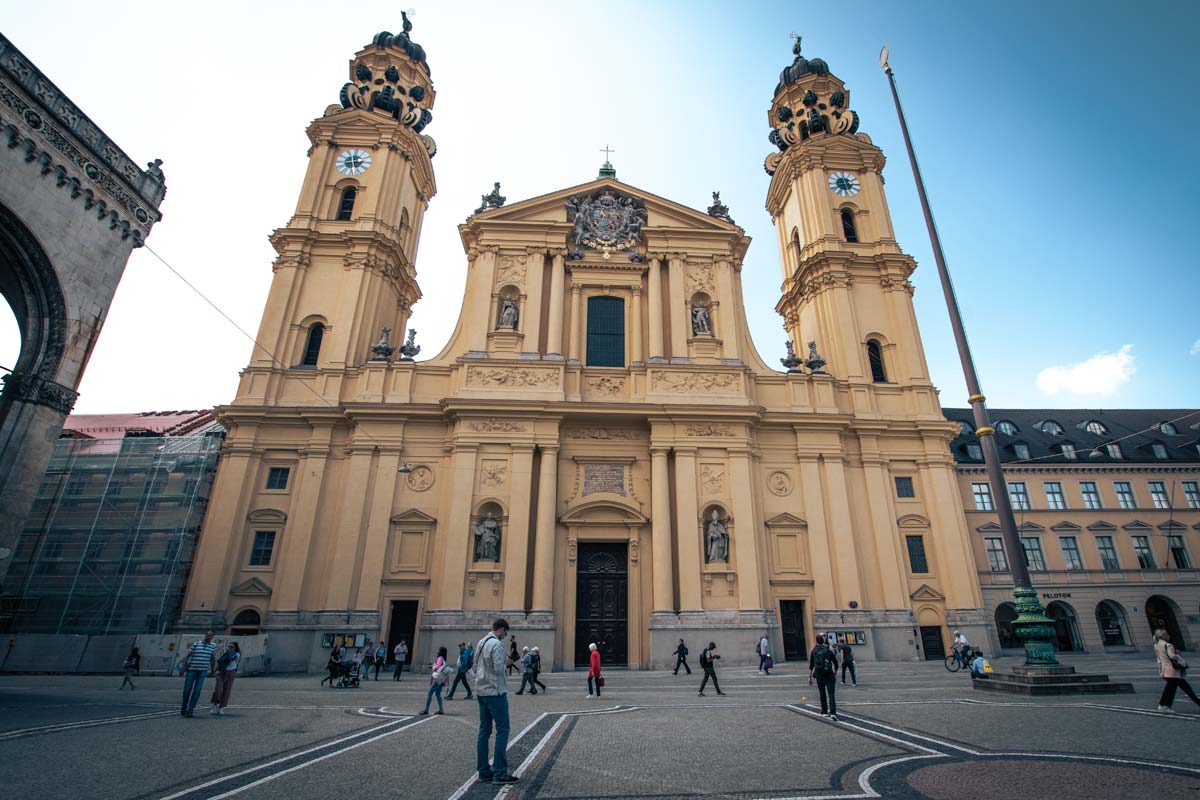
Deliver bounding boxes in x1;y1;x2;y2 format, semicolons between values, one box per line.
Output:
813;646;836;677
699;648;712;667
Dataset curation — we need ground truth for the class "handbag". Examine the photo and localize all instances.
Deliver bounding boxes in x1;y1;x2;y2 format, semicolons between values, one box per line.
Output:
598;675;605;688
764;655;774;670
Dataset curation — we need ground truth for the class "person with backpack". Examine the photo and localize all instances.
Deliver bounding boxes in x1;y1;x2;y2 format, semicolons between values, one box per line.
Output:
419;645;449;715
209;642;240;715
374;642;386;680
757;633;772;675
586;642;603;698
837;640;857;686
673;639;691;675
531;646;547;694
508;636;520;676
474;618;517;785
808;634;840;720
446;642;474;700
516;647;538;695
698;642;726;697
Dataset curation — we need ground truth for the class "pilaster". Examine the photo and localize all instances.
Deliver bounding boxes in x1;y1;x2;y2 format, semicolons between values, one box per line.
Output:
531;445;559;610
650;447;674;612
674;448;702;610
546;251;566;358
502;445;536;611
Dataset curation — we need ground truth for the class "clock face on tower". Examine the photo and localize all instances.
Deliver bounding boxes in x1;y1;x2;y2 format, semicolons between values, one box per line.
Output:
335;149;372;176
828;171;861;197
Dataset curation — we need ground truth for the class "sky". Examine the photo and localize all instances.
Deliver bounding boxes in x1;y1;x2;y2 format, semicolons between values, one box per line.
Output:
2;0;1198;414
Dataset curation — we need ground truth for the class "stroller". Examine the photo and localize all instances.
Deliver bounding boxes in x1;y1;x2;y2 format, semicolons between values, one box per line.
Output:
334;659;362;688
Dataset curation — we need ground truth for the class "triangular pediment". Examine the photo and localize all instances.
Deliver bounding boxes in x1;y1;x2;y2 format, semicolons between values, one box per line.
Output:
1051;521;1082;532
391;508;437;525
1157;520;1187;531
977;522;1003;533
1087;520;1117;531
910;583;945;601
765;512;807;527
230;577;272;597
560;499;648;525
1018;522;1044;532
1122;519;1153;531
467;177;739;233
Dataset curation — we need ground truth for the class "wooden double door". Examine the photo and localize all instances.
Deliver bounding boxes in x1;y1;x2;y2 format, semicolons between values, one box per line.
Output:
574;542;628;668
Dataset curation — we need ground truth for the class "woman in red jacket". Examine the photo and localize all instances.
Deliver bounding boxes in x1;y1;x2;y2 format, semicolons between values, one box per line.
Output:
586;642;602;698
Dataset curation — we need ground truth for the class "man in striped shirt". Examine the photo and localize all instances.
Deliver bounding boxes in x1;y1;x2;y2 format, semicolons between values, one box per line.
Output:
181;630;217;717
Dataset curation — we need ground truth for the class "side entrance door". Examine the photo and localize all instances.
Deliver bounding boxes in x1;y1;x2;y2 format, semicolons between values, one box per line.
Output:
779;600;807;661
919;625;946;660
387;600;419;664
574;542;628;668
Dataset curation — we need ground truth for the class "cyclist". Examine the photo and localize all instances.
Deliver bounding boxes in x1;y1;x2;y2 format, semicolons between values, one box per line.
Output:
952;631;972;666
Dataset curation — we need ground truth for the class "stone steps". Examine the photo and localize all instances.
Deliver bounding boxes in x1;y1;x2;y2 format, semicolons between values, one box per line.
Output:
972;664;1135;695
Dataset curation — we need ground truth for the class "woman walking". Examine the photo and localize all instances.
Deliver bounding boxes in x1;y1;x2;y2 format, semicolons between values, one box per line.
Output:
210;642;240;715
531;646;547;694
419;646;448;715
586;642;602;698
321;644;342;687
1155;629;1199;713
119;646;140;690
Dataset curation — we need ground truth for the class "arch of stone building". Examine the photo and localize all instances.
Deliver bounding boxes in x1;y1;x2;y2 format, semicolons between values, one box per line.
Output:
915;604;942;625
0;200;68;419
863;331;893;382
994;602;1018;649
836;203;862;242
229;606;263;634
1095;599;1131;647
1145;594;1188;649
295;315;329;367
1045;600;1083;652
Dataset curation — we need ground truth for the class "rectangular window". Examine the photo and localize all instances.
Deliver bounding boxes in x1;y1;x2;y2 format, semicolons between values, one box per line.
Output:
966;444;983;460
1185;482;1200;510
1061;442;1077;460
249;530;276;567
266;467;290;491
1044;481;1066;510
1021;537;1046;571
1059;537;1083;571
895;477;915;498
1149;481;1170;509
1132;535;1155;569
905;535;929;573
1008;482;1030;511
1168;535;1192;569
1151;443;1168;460
1096;536;1120;570
1013;443;1031;460
1106;443;1123;459
1080;481;1102;509
985;538;1008;572
1114;482;1136;509
972;483;993;510
585;295;626;367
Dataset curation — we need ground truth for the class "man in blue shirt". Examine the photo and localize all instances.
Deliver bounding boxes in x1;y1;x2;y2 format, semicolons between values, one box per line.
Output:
181;630;217;717
970;652;988;678
446;642;474;700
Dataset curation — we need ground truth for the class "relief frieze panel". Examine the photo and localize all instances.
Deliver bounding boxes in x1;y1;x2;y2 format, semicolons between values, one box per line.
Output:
466;366;560;389
650;370;740;394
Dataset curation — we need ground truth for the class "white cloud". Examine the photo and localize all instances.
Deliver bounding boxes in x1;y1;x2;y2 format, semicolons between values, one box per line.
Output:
1191;339;1200;356
1036;345;1136;397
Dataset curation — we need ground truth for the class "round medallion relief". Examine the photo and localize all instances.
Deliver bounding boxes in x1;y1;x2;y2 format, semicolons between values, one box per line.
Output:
406;465;434;492
767;471;792;497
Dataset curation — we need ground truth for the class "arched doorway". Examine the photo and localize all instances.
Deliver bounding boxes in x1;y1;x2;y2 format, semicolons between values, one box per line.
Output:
229;608;261;636
1146;595;1186;650
1046;601;1083;652
995;603;1018;649
1096;600;1129;647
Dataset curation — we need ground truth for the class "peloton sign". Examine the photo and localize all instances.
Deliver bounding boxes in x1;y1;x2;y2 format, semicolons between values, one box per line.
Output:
1041;592;1072;600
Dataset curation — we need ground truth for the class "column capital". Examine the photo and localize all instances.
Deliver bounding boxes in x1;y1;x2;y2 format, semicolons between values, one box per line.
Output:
537;443;561;455
549;248;569;258
630;284;644;296
570;284;582;295
525;246;548;256
477;245;500;255
673;446;698;457
650;446;671;458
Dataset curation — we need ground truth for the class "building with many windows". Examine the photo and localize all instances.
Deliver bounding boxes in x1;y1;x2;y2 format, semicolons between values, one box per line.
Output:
946;408;1200;655
0;411;223;634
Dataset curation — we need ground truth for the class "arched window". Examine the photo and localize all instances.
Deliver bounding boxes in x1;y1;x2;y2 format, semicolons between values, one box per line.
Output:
1038;420;1064;436
866;339;887;382
791;229;802;268
995;603;1018;649
840;208;858;243
1084;420;1108;436
230;608;261;635
336;187;356;221
586;296;625;367
301;323;324;366
995;420;1018;435
1095;601;1128;646
400;208;411;253
1159;422;1178;436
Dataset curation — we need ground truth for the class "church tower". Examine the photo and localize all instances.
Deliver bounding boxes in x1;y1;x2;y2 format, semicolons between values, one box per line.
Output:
251;15;436;378
765;39;936;413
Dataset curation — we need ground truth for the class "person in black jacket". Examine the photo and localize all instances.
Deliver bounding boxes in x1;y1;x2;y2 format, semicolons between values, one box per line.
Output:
673;639;692;675
698;642;726;697
837;640;856;686
808;634;840;720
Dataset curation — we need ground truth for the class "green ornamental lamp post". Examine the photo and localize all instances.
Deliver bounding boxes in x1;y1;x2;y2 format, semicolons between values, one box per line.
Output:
878;46;1057;666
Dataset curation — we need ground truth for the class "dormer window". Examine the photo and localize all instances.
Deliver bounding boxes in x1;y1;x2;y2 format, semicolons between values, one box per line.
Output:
1060;442;1077;460
1105;443;1123;459
1084;420;1108;436
1012;442;1031;460
995;420;1018;435
965;443;982;460
1151;443;1169;460
960;421;974;436
1158;422;1178;436
1037;420;1064;436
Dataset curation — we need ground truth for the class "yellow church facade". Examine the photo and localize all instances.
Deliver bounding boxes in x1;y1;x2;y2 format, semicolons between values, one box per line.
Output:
180;26;987;671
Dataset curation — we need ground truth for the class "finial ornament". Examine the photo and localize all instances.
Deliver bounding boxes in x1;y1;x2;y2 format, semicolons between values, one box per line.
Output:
780;341;802;372
370;327;396;361
706;191;734;224
804;341;827;374
475;182;506;214
399;328;421;361
791;32;801;55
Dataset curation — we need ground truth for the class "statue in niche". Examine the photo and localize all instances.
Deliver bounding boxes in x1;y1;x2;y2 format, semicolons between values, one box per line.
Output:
705;509;729;564
691;302;712;336
496;297;519;330
473;512;501;562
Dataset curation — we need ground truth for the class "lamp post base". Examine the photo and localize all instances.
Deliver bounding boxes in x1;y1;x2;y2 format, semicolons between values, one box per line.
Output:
1011;585;1059;666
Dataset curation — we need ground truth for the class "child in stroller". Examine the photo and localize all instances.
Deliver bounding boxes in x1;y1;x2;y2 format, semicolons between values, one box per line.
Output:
335;658;361;688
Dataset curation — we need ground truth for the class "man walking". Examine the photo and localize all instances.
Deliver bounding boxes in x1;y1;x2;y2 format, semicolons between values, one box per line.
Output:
474;619;517;785
757;633;772;675
374;642;386;680
393;639;408;681
673;639;691;675
531;647;547;694
837;639;857;687
515;647;537;695
362;640;375;677
181;630;217;718
808;634;840;720
446;642;474;700
698;642;726;697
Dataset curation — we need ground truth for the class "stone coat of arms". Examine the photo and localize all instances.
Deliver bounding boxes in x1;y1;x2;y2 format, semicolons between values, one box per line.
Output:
566;190;646;259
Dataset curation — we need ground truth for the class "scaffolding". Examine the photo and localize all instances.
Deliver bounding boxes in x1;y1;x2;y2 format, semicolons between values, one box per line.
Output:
1;431;223;634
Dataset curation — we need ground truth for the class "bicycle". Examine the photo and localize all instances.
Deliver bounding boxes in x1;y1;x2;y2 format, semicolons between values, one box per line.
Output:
944;646;975;673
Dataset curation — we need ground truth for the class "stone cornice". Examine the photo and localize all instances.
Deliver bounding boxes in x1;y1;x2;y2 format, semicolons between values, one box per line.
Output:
956;463;1200;476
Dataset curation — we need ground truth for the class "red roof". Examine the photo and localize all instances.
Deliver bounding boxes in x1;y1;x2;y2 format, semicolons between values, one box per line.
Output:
61;409;216;439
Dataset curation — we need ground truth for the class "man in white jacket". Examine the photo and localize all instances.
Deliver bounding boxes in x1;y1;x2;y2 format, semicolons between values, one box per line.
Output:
474;619;517;785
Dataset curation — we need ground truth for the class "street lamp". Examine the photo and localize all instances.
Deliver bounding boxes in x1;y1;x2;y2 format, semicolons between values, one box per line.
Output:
879;46;1057;666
